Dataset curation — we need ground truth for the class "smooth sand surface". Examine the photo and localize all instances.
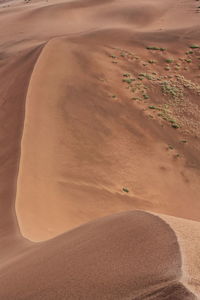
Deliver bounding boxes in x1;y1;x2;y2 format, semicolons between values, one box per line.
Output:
0;0;200;298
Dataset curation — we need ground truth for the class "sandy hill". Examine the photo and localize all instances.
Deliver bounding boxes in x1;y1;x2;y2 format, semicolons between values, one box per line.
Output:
0;0;200;298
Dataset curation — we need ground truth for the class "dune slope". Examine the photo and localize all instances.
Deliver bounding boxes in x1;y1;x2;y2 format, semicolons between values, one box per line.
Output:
16;32;200;241
0;211;198;299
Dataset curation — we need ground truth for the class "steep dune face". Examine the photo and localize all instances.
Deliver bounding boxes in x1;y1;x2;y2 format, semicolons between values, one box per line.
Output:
0;211;197;299
0;45;42;257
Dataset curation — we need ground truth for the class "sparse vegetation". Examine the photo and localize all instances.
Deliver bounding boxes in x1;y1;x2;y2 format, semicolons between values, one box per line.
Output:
138;73;155;80
190;45;200;49
161;81;181;98
171;123;179;129
122;78;134;84
149;105;158;110
185;59;192;63
165;59;174;63
186;51;193;55
123;73;131;77
180;140;187;143
111;45;199;136
146;46;166;51
148;60;157;64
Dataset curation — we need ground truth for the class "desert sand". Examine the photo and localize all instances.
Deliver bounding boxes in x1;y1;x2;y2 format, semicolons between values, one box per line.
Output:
0;0;200;298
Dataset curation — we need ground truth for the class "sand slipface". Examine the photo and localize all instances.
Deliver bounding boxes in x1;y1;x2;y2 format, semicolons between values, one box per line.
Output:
0;0;200;298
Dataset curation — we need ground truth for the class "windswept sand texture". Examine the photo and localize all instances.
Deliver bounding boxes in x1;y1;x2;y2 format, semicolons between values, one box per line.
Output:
0;0;200;298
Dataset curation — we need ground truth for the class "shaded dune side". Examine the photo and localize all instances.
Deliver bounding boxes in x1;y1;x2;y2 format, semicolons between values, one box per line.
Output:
0;211;196;299
0;45;43;258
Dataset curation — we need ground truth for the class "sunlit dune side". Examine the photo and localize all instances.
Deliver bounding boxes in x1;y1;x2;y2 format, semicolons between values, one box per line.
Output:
16;33;200;241
162;214;200;297
0;211;198;299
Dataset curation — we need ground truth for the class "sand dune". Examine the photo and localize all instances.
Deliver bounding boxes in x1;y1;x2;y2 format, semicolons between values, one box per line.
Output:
0;211;199;299
0;0;200;298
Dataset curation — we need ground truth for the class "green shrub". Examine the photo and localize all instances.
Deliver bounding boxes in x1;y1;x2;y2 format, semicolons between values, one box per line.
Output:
146;46;166;51
122;78;134;84
123;73;131;77
165;59;174;63
148;60;157;64
171;123;179;129
190;45;200;49
123;188;129;193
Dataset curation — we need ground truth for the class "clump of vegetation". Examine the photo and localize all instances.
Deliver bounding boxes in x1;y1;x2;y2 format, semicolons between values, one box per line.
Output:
185;58;192;63
148;105;159;110
165;58;174;63
180;140;187;143
123;73;131;77
146;46;166;51
171;123;179;129
161;81;183;99
190;45;200;49
138;73;155;80
168;145;174;150
157;105;180;129
148;60;157;64
143;94;149;99
131;97;142;101
122;78;135;84
122;188;129;193
186;51;193;55
110;54;117;59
